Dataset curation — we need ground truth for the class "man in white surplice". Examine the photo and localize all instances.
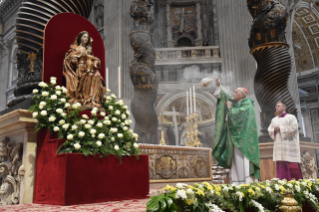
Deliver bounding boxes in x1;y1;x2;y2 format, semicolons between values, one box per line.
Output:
268;101;303;180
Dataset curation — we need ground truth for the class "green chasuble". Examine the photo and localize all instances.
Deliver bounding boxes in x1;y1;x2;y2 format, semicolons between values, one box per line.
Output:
213;88;260;180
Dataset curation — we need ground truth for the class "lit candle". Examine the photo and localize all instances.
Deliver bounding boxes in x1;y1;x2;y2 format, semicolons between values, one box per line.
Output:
189;88;193;114
193;85;196;112
105;67;109;89
186;91;189;115
118;66;121;98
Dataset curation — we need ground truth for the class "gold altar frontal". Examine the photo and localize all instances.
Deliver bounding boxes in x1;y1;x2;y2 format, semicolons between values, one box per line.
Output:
139;144;212;183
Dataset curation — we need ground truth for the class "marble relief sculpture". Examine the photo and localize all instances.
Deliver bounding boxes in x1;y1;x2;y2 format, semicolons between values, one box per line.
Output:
0;137;24;205
63;31;106;108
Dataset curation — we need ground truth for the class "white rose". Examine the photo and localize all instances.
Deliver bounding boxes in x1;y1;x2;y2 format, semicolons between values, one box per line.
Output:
106;88;111;93
80;119;86;124
96;141;102;147
61;112;67;117
88;120;94;125
56;85;61;90
90;129;97;134
133;133;138;141
62;124;69;130
103;120;111;125
112;117;117;122
91;134;95;138
39;105;44;110
117;133;123;138
56;108;63;114
38;81;48;88
110;128;118;133
53;126;59;132
78;131;85;137
104;116;109;120
91;110;97;116
128;119;132;124
82;114;89;119
55;91;61;96
72;104;78;109
111;137;115;141
96;122;103;128
40;101;46;106
114;145;119;151
98;133;105;139
74;143;81;150
84;124;91;129
186;188;194;194
33;89;39;94
59;119;65;125
125;120;129;125
121;114;126;119
62;87;67;94
71;125;78;131
123;126;128;131
60;98;66;103
116;100;124;105
123;106;128;109
100;112;106;117
32;112;38;118
106;96;112;100
111;94;116;99
42;91;49;97
65;103;71;108
49;116;56;122
133;143;139;148
50;77;57;81
126;111;130;116
50;95;57;100
40;110;47;116
115;110;121;115
109;106;113;110
67;134;73;140
129;129;133;134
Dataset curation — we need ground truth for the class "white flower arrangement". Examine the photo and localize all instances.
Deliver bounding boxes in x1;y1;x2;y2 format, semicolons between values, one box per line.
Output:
30;77;140;158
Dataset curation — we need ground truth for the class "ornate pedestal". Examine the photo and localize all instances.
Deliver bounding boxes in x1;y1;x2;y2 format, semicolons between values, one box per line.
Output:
259;141;319;181
139;144;212;183
0;110;37;205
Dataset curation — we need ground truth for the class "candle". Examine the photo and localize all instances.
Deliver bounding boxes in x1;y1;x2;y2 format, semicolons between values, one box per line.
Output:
186;91;189;115
189;88;193;114
105;67;109;89
118;66;121;98
193;85;196;112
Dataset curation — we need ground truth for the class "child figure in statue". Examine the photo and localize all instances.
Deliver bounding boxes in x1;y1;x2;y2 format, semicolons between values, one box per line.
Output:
63;31;106;108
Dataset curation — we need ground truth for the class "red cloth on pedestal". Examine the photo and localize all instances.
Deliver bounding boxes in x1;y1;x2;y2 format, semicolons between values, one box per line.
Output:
33;130;149;205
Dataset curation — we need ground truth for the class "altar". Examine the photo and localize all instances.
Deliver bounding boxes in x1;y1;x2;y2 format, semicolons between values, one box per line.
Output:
139;144;212;183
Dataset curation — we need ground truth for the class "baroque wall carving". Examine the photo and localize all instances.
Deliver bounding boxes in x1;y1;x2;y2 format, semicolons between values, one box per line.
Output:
0;137;24;205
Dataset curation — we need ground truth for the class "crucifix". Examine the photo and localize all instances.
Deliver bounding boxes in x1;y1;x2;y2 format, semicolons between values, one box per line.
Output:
174;7;193;33
162;106;185;146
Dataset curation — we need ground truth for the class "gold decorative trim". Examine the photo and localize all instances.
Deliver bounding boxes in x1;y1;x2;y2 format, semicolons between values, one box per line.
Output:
150;177;212;183
250;42;289;54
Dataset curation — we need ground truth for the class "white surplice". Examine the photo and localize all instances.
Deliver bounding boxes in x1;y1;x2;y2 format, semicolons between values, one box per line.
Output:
214;86;258;185
268;114;301;163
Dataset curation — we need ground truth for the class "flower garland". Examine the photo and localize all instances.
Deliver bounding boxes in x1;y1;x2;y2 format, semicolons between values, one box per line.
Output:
147;179;319;212
29;77;140;157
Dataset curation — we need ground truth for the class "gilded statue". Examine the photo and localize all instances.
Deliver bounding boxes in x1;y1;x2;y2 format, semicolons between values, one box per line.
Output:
63;31;106;108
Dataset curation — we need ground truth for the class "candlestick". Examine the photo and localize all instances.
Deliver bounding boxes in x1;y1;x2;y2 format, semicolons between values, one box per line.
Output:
189;88;193;114
193;85;196;112
118;66;121;98
186;91;189;115
105;67;109;89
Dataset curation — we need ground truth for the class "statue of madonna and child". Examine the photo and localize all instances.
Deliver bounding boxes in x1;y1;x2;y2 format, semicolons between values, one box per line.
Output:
63;31;106;108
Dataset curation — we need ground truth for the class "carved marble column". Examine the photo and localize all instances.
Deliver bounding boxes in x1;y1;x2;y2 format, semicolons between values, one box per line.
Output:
166;1;174;47
195;1;203;46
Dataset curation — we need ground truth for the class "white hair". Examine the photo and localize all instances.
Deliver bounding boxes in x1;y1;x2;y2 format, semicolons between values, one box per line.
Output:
237;88;246;98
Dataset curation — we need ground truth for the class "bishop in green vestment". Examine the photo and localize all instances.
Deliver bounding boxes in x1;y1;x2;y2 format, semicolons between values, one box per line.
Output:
212;78;260;184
